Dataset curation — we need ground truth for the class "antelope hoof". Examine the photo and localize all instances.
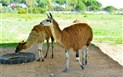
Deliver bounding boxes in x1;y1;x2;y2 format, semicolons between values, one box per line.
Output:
52;55;54;58
42;59;44;62
44;55;47;58
37;58;41;61
80;65;84;70
63;68;69;72
85;61;88;65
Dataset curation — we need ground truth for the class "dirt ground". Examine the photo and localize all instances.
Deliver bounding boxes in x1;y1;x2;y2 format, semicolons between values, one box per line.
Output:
94;42;123;66
0;44;123;77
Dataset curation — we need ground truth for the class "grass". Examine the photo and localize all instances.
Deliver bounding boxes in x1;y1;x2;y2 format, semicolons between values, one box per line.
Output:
0;43;18;48
0;13;123;48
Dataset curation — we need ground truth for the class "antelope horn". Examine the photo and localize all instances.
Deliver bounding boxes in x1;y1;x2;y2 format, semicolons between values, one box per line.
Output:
49;12;53;19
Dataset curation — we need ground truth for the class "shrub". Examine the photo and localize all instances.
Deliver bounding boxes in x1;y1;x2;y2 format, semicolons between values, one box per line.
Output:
54;6;64;11
27;7;46;14
18;8;27;14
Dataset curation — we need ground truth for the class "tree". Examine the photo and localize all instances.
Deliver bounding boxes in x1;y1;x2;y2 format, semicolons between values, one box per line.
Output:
83;0;102;11
36;0;47;8
55;0;66;5
25;0;38;13
47;0;54;10
75;0;86;11
104;6;116;13
25;0;38;7
0;0;10;6
67;0;77;9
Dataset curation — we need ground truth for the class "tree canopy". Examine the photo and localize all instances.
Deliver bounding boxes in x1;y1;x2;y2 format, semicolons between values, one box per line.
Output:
104;6;117;13
83;0;102;11
0;0;119;13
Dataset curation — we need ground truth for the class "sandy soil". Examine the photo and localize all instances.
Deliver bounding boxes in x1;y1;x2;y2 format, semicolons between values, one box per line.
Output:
94;42;123;66
0;44;123;77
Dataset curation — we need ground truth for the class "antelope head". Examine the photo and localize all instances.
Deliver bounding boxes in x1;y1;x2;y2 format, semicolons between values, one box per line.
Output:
15;40;26;53
40;12;53;26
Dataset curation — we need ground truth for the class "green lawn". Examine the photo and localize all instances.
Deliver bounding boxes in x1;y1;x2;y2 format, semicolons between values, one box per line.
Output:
0;13;123;48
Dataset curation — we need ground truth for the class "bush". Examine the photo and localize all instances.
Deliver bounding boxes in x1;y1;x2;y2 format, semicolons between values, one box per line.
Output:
27;7;46;14
1;6;12;13
54;6;64;11
18;8;27;14
1;6;46;14
40;8;46;13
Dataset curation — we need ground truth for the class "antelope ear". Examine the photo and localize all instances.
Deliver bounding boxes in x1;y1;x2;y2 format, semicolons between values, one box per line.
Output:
49;12;53;19
21;40;25;43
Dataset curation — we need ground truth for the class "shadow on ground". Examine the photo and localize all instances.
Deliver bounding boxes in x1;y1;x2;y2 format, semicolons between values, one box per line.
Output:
0;42;57;48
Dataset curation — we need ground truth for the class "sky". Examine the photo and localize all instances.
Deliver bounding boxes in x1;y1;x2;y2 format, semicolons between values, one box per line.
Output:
97;0;123;9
